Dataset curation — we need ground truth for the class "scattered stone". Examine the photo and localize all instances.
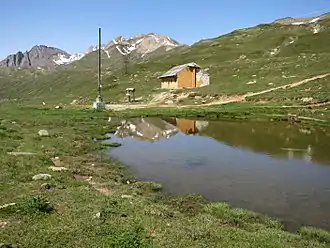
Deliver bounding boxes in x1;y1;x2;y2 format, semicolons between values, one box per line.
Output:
0;221;8;228
187;92;200;98
55;105;62;109
0;203;16;210
126;180;131;185
247;80;257;85
121;195;134;199
7;152;37;156
71;99;78;105
49;166;68;172
302;97;313;103
32;174;52;181
38;129;49;137
194;96;202;100
40;183;54;190
94;212;101;219
165;100;174;105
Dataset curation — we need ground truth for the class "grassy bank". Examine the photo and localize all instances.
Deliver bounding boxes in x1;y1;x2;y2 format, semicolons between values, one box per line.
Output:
1;104;330;248
114;102;330;125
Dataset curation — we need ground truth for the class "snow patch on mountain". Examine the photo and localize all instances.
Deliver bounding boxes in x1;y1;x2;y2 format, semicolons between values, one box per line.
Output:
53;53;85;65
291;17;321;26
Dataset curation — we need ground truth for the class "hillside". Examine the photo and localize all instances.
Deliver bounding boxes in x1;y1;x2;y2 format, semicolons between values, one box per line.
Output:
0;13;329;105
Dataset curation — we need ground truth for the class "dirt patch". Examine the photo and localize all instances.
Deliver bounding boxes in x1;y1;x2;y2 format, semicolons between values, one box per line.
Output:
51;157;67;167
73;174;92;181
90;183;113;196
73;173;113;196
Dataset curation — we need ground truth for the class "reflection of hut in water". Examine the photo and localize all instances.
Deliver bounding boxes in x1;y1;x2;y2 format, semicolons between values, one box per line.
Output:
161;118;209;134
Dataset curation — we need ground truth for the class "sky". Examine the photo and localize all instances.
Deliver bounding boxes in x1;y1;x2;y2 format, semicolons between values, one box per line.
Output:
1;0;330;58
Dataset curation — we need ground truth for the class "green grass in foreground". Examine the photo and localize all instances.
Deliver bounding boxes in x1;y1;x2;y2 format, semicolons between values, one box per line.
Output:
1;104;330;247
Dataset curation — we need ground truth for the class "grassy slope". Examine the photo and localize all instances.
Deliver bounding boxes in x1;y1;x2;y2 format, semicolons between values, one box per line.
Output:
247;76;330;104
1;105;330;247
1;19;330;104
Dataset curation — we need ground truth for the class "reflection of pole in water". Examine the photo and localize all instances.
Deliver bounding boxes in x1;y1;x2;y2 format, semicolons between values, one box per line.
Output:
284;144;313;162
303;144;313;162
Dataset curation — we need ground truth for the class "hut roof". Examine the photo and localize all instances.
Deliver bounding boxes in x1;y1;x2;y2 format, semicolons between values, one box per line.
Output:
158;62;201;79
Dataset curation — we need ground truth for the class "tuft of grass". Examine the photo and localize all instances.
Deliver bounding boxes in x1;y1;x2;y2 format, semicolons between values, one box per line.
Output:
107;225;152;248
299;226;330;244
205;202;283;230
103;142;122;148
21;196;55;214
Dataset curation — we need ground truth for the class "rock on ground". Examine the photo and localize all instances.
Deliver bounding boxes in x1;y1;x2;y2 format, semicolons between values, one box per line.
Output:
38;130;49;137
49;166;68;172
7;152;37;156
32;174;52;180
0;203;16;210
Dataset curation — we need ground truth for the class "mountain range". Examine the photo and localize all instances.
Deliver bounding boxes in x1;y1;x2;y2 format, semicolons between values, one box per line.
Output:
0;12;329;105
0;33;181;69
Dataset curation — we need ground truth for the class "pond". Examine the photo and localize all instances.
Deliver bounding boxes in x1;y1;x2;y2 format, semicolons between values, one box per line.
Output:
106;117;330;231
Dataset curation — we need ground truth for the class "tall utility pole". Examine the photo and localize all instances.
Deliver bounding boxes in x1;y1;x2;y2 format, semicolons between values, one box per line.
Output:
98;27;102;97
92;27;105;110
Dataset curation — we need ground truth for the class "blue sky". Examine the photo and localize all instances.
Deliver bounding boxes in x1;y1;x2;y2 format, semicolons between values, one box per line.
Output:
1;0;330;58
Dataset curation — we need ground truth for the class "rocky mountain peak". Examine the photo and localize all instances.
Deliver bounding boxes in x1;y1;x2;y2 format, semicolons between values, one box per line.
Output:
104;33;181;57
0;45;71;69
273;12;330;25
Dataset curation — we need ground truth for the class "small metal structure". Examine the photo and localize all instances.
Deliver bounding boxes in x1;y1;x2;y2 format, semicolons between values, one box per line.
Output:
125;88;135;103
92;27;105;110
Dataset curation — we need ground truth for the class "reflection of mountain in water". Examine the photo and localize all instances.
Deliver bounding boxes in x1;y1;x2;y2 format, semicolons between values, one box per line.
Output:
200;121;330;165
114;117;178;141
112;117;209;141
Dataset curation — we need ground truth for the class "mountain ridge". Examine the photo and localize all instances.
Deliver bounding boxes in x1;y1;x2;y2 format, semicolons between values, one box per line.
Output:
0;33;183;69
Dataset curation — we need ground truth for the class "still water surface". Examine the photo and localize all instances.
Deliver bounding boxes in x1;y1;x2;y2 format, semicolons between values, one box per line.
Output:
107;117;330;230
